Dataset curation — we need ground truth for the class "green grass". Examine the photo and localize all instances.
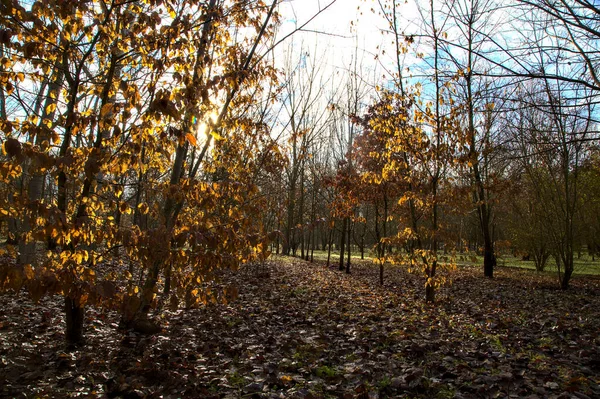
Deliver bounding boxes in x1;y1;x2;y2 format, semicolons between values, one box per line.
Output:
274;249;600;276
472;254;600;276
314;365;339;379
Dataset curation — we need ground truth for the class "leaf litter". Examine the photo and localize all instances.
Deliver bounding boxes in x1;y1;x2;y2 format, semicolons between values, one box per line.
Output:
0;257;599;398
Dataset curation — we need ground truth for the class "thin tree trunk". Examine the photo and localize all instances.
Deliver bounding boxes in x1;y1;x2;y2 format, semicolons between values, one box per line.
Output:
276;216;281;255
326;223;334;268
346;217;351;274
65;297;84;345
339;218;346;271
299;167;305;260
310;174;316;262
284;187;295;256
375;200;384;285
426;0;440;303
310;226;315;262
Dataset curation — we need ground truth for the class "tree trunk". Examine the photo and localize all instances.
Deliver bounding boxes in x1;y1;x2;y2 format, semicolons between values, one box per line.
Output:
481;204;495;277
464;15;495;278
560;245;574;290
284;187;295;256
310;174;317;262
360;234;364;260
561;265;573;290
284;165;297;255
299;166;305;260
276;216;281;255
65;297;84;345
425;284;435;303
339;218;346;271
310;228;315;263
383;192;389;257
345;217;351;274
375;200;384;285
326;224;333;268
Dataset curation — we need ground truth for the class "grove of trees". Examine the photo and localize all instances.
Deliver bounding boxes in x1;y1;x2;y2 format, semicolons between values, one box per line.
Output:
1;0;599;345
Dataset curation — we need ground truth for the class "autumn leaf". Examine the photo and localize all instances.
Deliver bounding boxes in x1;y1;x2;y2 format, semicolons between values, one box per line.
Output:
2;138;21;158
45;103;56;114
186;133;197;147
210;131;224;141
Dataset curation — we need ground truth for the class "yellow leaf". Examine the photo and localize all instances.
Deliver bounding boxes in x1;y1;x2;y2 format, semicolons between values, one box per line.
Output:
186;133;197;146
138;203;149;215
45;103;56;115
281;375;293;384
210;131;224;141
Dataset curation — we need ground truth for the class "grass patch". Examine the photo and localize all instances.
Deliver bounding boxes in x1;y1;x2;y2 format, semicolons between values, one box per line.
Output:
315;365;339;379
487;254;600;276
227;371;246;387
275;249;600;276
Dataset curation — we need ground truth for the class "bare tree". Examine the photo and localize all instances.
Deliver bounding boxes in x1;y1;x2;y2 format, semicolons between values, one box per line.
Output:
278;40;332;256
445;0;504;277
505;76;594;288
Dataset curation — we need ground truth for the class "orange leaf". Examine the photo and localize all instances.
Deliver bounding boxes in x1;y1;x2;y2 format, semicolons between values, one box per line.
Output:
186;133;197;146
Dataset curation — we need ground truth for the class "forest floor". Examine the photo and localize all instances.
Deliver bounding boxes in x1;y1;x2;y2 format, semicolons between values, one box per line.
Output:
1;257;600;399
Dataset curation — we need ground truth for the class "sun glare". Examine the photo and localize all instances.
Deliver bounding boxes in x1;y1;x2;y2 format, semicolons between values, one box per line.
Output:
196;111;219;138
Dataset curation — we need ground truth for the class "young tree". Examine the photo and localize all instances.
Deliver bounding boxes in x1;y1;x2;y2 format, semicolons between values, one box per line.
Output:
445;0;503;277
0;0;289;343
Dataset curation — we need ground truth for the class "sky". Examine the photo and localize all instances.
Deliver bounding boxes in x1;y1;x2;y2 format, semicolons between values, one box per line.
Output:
277;0;387;69
274;0;423;89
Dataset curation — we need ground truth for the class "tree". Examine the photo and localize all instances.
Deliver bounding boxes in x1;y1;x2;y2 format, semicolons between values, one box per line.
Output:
578;149;600;260
505;76;594;288
0;0;286;343
354;100;400;284
445;0;503;277
278;40;331;257
327;39;372;274
502;169;553;271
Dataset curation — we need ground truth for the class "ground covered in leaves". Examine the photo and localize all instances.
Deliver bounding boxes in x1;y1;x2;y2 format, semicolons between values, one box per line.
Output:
1;257;600;398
